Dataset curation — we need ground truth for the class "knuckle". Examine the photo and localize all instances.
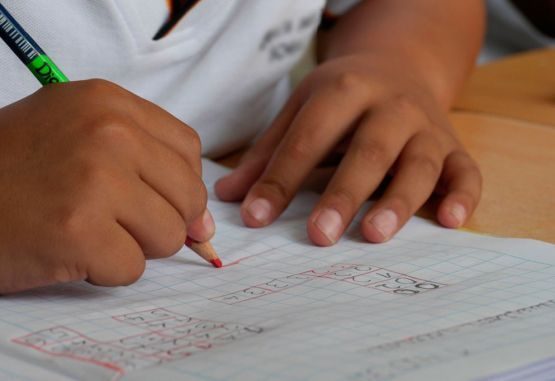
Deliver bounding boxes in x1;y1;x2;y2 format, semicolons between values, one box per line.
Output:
86;113;140;149
56;204;90;243
353;141;388;167
329;188;359;212
387;94;425;122
286;138;313;162
77;79;139;117
175;125;202;164
178;124;201;147
258;177;292;203
335;72;368;94
410;154;442;177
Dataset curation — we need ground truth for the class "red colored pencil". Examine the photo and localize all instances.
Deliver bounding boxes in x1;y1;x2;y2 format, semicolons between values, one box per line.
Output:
185;237;222;268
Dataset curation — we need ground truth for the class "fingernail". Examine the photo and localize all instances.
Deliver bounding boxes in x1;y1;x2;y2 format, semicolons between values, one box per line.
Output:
246;198;272;223
449;203;467;227
314;208;343;244
203;210;216;235
369;209;398;241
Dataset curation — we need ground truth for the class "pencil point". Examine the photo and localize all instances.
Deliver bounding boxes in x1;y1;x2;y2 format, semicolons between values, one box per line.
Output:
211;258;223;268
185;238;220;268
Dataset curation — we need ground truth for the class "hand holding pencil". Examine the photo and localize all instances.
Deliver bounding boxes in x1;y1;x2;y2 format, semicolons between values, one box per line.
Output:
0;4;220;294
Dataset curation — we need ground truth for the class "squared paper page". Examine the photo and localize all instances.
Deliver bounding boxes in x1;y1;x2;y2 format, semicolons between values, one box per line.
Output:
0;159;553;381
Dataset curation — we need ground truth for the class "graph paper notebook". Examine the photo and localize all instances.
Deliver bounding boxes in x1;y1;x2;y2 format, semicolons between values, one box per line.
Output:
0;160;554;381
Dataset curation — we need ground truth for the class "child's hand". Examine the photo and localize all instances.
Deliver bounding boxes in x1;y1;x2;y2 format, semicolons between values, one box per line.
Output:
216;54;482;245
0;80;212;293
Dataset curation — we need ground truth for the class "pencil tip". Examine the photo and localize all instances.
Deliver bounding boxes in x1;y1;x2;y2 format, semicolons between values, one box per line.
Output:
211;258;223;268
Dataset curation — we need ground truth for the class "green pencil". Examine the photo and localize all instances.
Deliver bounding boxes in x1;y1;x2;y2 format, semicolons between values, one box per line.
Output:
0;3;68;85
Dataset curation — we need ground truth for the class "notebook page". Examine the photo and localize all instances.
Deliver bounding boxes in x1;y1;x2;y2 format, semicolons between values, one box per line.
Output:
0;160;553;381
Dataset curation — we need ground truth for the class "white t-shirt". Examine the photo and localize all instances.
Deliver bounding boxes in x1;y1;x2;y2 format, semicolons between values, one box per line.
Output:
0;0;359;157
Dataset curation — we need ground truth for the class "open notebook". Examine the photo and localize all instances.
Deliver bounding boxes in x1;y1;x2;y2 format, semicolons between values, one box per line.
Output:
0;160;554;381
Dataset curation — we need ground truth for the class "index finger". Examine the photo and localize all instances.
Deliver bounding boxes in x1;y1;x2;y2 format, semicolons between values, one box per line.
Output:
241;88;369;227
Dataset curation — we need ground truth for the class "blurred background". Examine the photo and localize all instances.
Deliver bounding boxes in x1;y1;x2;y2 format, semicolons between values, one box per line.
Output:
482;0;554;63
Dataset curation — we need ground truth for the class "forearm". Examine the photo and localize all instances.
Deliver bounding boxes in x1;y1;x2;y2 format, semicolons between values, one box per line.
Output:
317;0;485;108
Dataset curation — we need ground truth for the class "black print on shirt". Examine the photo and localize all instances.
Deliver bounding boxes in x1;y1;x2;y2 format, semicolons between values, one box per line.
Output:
260;12;321;62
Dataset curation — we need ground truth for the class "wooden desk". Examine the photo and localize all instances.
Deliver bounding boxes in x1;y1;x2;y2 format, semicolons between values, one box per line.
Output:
452;49;555;243
451;112;555;243
218;50;555;243
454;49;555;126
